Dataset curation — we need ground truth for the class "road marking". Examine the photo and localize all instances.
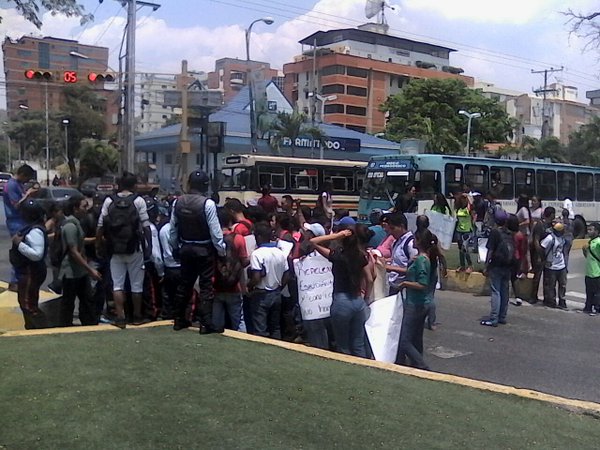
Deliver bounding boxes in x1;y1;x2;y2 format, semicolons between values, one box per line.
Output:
566;291;586;299
429;346;472;359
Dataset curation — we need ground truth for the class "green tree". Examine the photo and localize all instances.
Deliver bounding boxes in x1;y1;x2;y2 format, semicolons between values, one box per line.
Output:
520;136;567;163
60;84;108;181
2;0;92;29
5;111;62;161
382;78;514;154
267;111;326;157
567;116;600;166
78;139;119;181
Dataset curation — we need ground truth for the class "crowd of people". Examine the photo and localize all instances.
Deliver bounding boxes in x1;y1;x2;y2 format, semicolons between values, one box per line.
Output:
4;165;599;371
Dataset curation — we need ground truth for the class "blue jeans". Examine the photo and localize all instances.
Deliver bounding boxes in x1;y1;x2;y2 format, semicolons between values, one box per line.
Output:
457;231;472;268
213;292;245;332
489;266;511;324
303;318;330;350
330;292;368;358
396;302;429;369
250;289;282;339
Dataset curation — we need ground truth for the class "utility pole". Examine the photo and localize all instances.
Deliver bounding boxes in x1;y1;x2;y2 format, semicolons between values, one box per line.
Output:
310;38;317;125
532;67;563;139
177;60;193;189
115;0;161;173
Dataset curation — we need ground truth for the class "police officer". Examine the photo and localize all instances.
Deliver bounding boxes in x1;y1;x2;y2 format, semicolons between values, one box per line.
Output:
169;170;225;333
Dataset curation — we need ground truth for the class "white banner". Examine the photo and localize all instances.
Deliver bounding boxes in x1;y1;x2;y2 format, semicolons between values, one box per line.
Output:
364;294;404;363
425;210;457;250
293;253;334;321
405;213;418;234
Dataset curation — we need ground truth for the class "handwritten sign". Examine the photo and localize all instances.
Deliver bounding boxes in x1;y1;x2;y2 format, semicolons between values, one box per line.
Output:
293;253;333;321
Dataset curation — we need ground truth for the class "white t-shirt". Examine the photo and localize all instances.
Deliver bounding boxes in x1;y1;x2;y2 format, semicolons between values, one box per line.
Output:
541;233;566;270
563;199;575;220
250;244;287;291
97;192;151;228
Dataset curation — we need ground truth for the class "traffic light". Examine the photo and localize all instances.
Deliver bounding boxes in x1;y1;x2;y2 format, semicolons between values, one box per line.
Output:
24;70;53;81
88;72;116;83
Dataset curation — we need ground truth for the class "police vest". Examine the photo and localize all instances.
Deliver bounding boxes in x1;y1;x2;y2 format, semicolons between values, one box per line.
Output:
175;194;211;243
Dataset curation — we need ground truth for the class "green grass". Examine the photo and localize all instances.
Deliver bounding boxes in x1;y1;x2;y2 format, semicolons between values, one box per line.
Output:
1;328;599;449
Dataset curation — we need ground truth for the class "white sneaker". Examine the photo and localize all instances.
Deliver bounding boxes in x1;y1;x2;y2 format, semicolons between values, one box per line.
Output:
515;298;523;306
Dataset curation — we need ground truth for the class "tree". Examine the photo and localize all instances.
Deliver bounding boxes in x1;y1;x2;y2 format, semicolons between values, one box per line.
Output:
382;78;514;154
267;111;326;157
5;111;62;161
59;85;108;181
567;116;600;166
2;0;92;29
563;8;600;52
519;136;567;163
78;139;119;181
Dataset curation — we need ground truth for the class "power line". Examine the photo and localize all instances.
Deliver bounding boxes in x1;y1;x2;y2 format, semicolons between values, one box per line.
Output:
92;3;126;46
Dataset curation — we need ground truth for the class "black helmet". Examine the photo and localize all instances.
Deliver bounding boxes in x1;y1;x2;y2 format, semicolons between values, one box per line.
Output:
188;170;209;191
21;199;45;224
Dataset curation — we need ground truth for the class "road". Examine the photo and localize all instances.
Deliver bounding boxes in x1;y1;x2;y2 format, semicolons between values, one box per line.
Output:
1;198;598;403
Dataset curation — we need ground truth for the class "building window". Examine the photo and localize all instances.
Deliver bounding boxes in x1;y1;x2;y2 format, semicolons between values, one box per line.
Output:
324;104;345;114
346;86;367;97
345;125;366;133
17;50;32;57
321;65;345;76
346;67;368;78
162;115;168;119
322;84;345;95
38;42;50;68
346;106;367;116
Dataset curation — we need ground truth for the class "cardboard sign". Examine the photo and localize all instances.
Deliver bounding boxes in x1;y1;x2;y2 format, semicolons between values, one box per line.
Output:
425;210;457;251
293;253;334;321
364;294;404;363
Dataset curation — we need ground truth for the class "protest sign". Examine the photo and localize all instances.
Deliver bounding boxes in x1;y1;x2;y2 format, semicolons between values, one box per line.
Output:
369;256;389;301
293;253;333;321
365;294;403;363
425;210;457;250
478;237;488;263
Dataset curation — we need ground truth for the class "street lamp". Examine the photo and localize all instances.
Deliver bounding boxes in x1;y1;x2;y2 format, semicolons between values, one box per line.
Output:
62;119;70;165
316;94;337;124
459;110;481;156
245;17;274;153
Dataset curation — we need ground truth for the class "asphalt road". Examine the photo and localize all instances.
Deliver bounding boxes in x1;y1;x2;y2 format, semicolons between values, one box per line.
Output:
1;198;598;404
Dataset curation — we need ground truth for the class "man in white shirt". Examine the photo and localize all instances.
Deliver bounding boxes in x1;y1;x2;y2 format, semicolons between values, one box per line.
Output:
541;222;568;310
248;222;289;339
385;212;418;296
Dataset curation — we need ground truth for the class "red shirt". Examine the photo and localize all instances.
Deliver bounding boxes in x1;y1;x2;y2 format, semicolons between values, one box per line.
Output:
232;219;253;237
215;230;249;293
258;195;279;214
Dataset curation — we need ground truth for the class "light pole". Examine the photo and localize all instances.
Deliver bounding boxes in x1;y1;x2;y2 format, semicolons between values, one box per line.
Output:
44;82;50;186
2;122;11;170
316;94;337;124
245;17;274;153
459;110;481;156
62;119;70;165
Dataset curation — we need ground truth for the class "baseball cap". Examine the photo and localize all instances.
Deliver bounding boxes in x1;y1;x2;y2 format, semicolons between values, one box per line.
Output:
333;216;356;227
188;170;209;187
302;222;326;237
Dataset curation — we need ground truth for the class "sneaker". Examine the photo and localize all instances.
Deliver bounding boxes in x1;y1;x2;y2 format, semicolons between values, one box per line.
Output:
132;316;151;326
515;298;523;306
199;325;223;335
465;267;473;274
480;319;498;327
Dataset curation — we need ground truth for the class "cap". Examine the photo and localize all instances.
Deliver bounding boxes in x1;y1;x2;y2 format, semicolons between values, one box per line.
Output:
553;222;565;232
334;216;357;227
188;170;209;188
302;222;326;237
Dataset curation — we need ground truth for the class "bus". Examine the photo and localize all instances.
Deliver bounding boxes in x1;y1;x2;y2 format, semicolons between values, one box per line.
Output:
220;154;367;213
358;154;600;224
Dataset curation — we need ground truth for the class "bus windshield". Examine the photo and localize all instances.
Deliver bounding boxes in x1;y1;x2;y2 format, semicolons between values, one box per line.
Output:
361;172;412;205
220;167;252;189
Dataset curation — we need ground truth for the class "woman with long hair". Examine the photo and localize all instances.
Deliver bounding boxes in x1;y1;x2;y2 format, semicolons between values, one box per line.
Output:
530;196;543;221
454;194;474;273
396;228;436;370
431;192;452;216
310;225;374;358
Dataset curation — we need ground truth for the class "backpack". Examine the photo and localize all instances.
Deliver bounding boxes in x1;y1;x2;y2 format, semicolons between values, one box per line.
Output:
49;221;66;267
214;233;244;289
104;194;141;255
9;225;48;269
492;229;516;266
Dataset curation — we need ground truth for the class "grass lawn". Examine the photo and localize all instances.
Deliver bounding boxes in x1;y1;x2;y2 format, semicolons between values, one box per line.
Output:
1;328;599;449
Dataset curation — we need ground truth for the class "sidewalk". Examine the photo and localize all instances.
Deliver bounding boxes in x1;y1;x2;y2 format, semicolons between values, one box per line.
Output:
0;281;59;333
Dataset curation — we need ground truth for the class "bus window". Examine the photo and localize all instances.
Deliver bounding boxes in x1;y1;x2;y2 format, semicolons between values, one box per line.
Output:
258;165;285;190
414;171;440;200
515;168;535;197
290;167;318;191
577;172;594;201
557;171;576;200
465;165;489;195
356;172;364;193
490;167;513;199
221;167;252;189
324;169;354;193
444;163;463;196
536;170;556;200
595;174;600;201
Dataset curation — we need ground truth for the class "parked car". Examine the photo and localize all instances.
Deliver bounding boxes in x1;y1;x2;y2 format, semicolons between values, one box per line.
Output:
32;186;81;213
80;175;160;197
0;172;12;195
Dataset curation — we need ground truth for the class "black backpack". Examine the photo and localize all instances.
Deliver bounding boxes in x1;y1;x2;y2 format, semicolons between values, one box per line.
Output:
9;225;48;269
104;194;141;255
214;233;244;289
492;229;516;266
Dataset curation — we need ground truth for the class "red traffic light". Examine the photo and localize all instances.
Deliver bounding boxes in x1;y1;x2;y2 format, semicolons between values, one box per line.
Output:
24;70;53;80
88;72;115;83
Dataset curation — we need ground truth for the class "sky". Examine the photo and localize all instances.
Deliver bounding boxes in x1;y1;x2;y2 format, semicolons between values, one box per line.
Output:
1;0;600;106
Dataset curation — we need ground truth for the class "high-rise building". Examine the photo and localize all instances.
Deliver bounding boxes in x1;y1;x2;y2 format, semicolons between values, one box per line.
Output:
283;25;474;134
207;57;281;103
2;36;118;134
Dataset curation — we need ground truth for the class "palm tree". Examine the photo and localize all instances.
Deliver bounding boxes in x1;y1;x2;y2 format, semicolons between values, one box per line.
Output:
268;111;326;157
